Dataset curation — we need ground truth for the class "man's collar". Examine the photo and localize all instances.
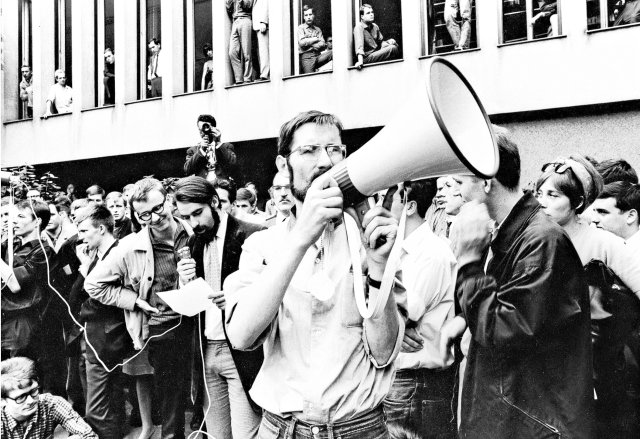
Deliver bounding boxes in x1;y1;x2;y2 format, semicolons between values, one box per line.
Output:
491;192;540;254
217;211;228;240
402;221;432;254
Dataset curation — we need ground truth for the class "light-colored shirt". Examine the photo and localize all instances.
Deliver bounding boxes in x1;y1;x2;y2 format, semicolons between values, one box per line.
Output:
568;221;640;299
204;212;228;340
20;78;33;106
47;84;73;114
147;50;164;79
297;23;326;54
626;229;640;253
395;222;457;370
224;216;406;423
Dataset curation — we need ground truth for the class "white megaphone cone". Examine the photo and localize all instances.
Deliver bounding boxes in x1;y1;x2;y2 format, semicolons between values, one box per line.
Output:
329;56;498;207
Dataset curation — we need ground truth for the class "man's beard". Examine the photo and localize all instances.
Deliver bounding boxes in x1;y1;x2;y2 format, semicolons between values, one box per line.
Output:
193;208;220;239
287;161;330;202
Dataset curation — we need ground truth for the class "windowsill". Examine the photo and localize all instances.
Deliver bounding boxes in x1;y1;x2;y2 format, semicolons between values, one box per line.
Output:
497;34;567;48
39;112;73;120
173;88;214;98
3;117;33;125
224;79;271;90
586;22;640;35
124;97;162;106
346;58;404;71
420;47;481;59
81;104;115;113
282;69;332;81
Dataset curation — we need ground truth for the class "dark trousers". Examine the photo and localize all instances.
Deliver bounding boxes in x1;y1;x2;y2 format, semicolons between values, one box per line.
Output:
150;77;162;97
85;358;126;439
299;50;332;74
148;318;193;439
364;44;399;64
383;367;457;439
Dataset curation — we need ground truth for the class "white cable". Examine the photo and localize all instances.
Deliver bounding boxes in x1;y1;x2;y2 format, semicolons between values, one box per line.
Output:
187;314;216;439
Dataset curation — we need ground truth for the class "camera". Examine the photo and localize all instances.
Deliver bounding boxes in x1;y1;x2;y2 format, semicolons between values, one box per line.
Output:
200;123;214;144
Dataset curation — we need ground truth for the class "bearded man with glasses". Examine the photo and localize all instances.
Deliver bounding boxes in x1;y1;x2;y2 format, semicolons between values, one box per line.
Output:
1;356;97;439
85;177;193;439
224;110;407;438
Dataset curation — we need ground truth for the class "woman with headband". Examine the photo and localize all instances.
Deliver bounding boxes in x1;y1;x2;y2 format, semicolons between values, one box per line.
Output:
535;154;640;438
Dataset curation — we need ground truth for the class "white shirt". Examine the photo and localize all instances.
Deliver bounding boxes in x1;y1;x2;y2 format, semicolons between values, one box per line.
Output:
395;222;458;370
47;84;73;113
204;212;228;340
626;229;640;254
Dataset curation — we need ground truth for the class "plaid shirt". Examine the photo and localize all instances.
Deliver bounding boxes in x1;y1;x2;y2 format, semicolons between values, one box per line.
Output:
1;393;97;439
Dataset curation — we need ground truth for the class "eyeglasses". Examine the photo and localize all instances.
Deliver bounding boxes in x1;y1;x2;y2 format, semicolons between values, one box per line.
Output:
271;185;291;192
287;144;347;162
541;162;572;174
7;387;39;404
136;197;166;221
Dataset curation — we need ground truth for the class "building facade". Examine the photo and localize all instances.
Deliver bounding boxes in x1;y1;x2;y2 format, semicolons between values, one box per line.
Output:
1;0;639;190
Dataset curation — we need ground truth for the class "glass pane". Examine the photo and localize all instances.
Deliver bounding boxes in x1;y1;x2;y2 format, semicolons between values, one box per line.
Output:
64;0;72;86
194;0;212;91
586;0;602;30
296;0;333;75
428;0;478;55
19;0;33;119
104;0;115;105
146;0;161;98
502;0;527;43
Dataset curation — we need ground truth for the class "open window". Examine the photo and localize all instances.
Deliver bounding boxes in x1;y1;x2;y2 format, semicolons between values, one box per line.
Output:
19;0;33;119
291;0;333;76
587;0;640;30
191;0;213;91
137;0;162;99
351;0;402;67
500;0;562;44
424;1;478;55
95;0;115;106
55;0;73;86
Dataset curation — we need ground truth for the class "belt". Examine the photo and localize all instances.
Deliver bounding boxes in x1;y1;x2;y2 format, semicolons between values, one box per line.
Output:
263;405;386;438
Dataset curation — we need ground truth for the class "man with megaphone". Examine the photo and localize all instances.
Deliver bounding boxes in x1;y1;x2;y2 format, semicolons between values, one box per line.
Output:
224;110;407;438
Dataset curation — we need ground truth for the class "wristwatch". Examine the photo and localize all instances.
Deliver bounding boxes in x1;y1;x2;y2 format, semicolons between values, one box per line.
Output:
366;274;382;289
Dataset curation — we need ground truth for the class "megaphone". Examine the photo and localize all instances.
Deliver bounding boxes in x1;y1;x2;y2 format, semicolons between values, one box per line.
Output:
330;57;498;207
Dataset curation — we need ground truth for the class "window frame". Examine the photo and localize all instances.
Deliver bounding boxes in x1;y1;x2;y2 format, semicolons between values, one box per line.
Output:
498;0;563;45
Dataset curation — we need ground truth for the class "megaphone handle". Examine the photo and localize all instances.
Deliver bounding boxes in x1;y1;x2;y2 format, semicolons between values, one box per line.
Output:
350;198;387;248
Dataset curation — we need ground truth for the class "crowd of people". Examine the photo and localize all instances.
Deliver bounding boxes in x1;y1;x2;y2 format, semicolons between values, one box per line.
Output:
2;110;640;439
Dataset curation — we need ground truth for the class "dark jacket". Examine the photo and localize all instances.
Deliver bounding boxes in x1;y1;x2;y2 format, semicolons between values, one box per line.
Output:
190;214;265;413
457;193;595;438
184;143;239;182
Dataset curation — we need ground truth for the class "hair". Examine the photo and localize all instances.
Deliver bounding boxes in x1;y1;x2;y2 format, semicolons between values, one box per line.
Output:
75;204;115;234
86;185;106;197
595;159;638;185
105;191;127;206
360;4;373;18
16;199;50;231
174;176;219;205
149;37;160;45
54;194;72;207
277;110;344;156
1;357;38;398
197;114;217;127
236;188;256;205
598;181;640;214
536;155;603;214
405;179;437;218
71;198;89;213
54;201;71;216
130;177;166;205
202;43;212;57
54;69;65;79
104;47;113;54
303;5;313;14
21;64;31;71
493;126;521;191
214;178;237;203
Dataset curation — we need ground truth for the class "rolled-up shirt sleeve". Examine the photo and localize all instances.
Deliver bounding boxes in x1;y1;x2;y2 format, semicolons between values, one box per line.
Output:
353;23;366;56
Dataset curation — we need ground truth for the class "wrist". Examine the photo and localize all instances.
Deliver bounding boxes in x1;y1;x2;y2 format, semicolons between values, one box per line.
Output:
366;274;381;289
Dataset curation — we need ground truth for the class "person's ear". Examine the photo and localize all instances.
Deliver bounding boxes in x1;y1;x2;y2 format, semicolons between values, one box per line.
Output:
406;200;417;216
275;156;287;173
626;209;638;226
98;224;107;235
210;198;219;211
484;179;492;194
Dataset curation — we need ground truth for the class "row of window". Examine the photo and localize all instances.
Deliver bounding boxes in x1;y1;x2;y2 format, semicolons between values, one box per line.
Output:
14;0;639;120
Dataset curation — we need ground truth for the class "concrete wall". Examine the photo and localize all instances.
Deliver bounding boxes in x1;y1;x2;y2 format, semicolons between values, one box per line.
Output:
2;0;640;168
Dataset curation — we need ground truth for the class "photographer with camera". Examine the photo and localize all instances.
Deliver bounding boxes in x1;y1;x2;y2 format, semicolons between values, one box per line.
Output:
184;114;239;184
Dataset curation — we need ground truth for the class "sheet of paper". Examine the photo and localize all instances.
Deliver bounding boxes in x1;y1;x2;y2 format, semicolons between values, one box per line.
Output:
157;277;215;317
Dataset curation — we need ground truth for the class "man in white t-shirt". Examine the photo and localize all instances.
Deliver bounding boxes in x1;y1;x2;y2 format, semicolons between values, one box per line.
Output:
44;69;73;118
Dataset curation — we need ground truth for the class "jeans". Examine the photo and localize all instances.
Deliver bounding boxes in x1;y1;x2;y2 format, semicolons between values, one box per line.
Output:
444;0;472;49
258;406;389;439
383;368;457;439
229;17;254;83
203;340;261;439
148;318;193;439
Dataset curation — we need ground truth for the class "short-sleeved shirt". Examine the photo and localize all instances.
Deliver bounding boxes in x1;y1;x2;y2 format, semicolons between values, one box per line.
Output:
47;84;73;114
353;21;384;57
1;393;98;439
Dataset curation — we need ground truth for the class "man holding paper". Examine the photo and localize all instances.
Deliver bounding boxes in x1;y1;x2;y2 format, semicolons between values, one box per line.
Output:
223;111;407;438
85;177;193;439
174;176;264;439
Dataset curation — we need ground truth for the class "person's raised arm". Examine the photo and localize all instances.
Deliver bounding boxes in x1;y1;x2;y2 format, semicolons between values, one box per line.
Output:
224;175;343;349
